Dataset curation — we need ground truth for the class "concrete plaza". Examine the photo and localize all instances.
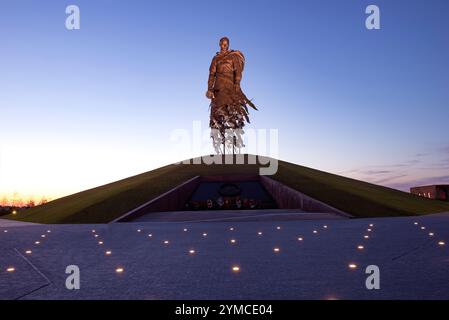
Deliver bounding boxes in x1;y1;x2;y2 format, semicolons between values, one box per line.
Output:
1;211;448;299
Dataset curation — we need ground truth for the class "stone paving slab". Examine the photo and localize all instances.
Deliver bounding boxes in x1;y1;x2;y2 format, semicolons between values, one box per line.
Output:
0;249;50;300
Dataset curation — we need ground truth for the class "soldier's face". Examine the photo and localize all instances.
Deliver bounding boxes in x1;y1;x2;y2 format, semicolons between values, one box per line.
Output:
220;40;229;51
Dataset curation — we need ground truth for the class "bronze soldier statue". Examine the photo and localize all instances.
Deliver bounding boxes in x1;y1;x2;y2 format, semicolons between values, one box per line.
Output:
206;37;258;154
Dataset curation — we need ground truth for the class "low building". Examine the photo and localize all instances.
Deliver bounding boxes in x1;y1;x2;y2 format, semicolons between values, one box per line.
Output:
410;185;449;201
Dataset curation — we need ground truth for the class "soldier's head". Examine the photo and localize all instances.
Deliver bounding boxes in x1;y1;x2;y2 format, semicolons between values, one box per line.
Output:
219;37;230;52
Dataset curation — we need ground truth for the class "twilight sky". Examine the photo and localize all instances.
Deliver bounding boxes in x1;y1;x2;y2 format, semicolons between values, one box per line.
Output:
1;0;449;203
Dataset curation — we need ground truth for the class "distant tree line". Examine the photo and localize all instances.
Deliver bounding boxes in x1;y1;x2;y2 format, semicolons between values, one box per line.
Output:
0;196;50;217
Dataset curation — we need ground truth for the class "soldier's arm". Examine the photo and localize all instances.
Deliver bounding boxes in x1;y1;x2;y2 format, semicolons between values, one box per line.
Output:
233;55;242;86
232;55;243;89
208;57;217;91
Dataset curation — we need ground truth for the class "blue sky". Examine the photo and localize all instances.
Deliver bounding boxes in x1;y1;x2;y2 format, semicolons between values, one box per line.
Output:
1;0;449;202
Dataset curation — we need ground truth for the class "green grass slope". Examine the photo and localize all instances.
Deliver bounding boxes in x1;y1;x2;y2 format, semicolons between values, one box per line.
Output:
5;155;449;223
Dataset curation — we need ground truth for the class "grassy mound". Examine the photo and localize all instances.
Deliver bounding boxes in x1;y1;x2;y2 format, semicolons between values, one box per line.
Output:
5;155;449;223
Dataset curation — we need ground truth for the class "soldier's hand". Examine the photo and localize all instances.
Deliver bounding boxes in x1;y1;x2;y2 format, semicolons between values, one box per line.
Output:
206;90;214;99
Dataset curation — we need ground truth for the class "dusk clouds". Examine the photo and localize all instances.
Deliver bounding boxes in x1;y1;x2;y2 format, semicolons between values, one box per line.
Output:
341;144;449;191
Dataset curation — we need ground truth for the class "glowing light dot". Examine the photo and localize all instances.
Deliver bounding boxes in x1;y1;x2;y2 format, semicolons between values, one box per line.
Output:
94;234;99;238
232;266;240;272
257;232;263;236
276;226;281;230
273;247;280;253
230;239;236;244
25;250;32;254
348;264;357;269
137;229;141;233
98;241;103;245
298;237;303;241
369;224;374;227
429;232;434;237
183;228;188;232
189;249;195;255
47;230;51;233
323;225;328;229
163;240;169;245
313;230;318;234
4;230;8;233
115;268;124;273
6;267;15;272
438;241;445;246
105;251;112;255
92;230;96;233
364;235;369;239
35;241;40;245
357;245;364;250
12;210;17;215
229;227;234;231
41;234;46;238
367;229;372;232
203;233;208;237
414;222;418;225
148;234;152;237
421;226;426;230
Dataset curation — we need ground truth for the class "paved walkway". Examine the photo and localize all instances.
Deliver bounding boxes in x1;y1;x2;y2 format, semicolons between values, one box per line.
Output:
0;212;448;299
132;209;346;222
0;219;40;228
